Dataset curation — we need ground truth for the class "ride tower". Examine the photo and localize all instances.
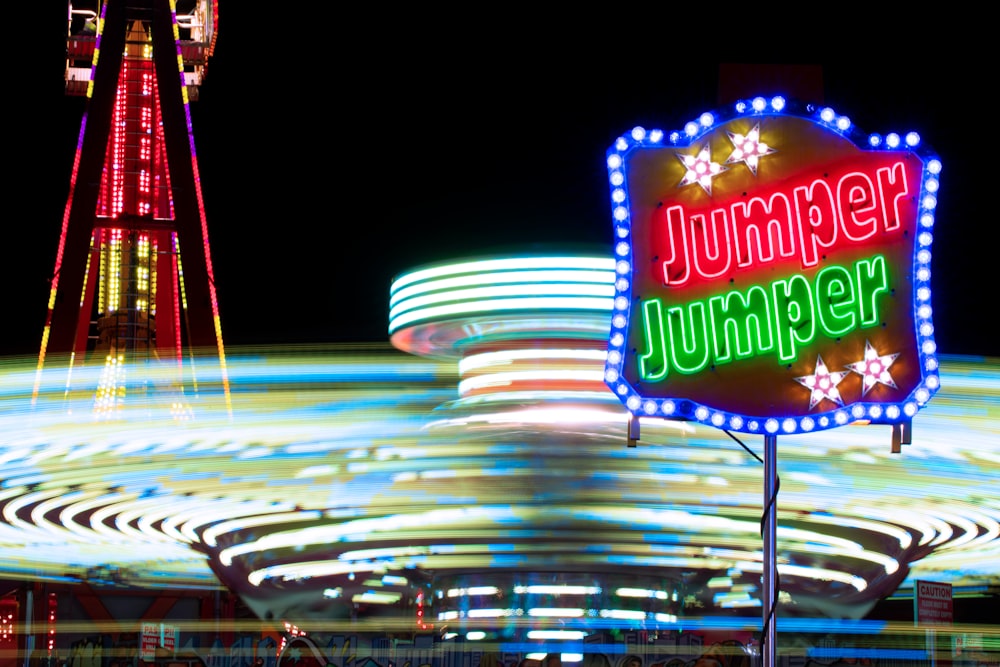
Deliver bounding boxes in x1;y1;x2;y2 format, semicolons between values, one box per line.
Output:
39;1;228;416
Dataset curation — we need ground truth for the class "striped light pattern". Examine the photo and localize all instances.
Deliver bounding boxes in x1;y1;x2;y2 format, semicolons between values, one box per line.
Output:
389;256;616;357
1;256;998;631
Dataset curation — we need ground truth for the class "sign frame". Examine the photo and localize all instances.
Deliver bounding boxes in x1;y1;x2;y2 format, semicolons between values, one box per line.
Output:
603;95;942;435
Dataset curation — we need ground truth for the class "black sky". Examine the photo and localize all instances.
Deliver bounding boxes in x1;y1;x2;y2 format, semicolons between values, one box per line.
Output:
9;9;997;358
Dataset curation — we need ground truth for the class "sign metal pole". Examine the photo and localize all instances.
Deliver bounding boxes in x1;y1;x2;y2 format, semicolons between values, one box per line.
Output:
763;433;778;667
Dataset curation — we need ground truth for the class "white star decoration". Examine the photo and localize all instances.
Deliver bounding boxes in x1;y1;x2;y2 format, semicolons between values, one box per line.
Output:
795;355;849;409
677;143;727;194
725;123;776;175
846;340;900;396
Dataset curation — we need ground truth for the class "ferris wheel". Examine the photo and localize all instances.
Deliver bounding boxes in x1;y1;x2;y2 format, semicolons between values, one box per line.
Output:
66;1;219;98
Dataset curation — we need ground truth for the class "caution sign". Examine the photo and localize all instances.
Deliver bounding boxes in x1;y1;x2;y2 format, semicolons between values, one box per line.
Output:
139;622;179;660
915;579;953;625
140;623;159;660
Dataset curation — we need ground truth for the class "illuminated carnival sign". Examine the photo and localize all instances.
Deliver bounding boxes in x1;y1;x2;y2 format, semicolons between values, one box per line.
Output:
603;96;942;435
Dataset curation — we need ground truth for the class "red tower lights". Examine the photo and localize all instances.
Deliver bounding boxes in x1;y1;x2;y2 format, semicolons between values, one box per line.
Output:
41;1;228;413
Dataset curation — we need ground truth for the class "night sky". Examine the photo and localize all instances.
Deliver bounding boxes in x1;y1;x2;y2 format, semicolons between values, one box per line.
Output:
9;8;997;359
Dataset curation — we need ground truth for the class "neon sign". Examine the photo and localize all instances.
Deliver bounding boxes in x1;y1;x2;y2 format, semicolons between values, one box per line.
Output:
603;96;941;434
